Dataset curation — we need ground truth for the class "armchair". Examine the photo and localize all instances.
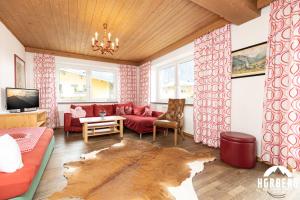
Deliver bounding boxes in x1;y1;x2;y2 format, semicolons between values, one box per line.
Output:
153;99;185;145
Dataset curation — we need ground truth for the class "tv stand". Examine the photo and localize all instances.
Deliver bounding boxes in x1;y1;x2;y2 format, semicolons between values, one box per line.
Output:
8;108;38;113
0;110;47;129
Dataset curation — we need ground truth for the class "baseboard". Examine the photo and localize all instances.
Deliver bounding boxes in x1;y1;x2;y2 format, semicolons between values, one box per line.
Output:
256;156;294;172
183;131;193;138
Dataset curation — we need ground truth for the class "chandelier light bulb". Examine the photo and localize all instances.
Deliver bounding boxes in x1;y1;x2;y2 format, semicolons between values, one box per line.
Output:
95;32;98;40
115;38;119;46
112;42;115;49
108;32;111;41
92;38;95;45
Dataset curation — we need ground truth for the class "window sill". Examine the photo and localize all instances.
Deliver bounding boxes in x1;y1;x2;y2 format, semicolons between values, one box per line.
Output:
58;101;118;105
150;102;193;106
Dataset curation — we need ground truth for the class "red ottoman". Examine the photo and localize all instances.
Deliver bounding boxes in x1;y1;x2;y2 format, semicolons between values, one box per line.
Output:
220;131;256;169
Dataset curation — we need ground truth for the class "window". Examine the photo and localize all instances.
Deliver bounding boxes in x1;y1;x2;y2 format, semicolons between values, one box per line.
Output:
153;58;194;104
57;66;118;102
58;68;88;101
158;66;176;100
178;60;194;102
91;71;115;101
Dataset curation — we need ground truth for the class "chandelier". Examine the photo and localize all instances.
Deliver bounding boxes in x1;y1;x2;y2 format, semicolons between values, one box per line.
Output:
91;23;119;55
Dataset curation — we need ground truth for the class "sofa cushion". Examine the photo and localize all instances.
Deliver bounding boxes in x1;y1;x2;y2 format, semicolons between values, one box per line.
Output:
133;105;146;116
123;115;157;133
94;104;114;116
142;106;152;117
71;118;82;127
70;107;86;118
116;106;125;115
115;102;133;115
124;105;133;115
71;105;94;117
154;120;178;129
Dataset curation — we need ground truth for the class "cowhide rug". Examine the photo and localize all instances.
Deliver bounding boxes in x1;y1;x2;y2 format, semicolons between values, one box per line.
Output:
49;139;215;200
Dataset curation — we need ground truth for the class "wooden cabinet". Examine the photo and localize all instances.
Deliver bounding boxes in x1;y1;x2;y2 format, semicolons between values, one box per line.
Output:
0;110;47;129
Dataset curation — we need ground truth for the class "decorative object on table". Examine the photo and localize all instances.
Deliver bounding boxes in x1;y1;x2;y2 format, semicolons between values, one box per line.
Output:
48;139;215;200
91;23;119;55
99;110;106;118
232;42;267;78
14;54;26;88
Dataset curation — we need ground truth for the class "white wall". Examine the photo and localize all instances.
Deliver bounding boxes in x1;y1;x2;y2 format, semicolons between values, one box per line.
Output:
151;6;270;156
231;6;270;155
25;53;120;125
0;21;25;111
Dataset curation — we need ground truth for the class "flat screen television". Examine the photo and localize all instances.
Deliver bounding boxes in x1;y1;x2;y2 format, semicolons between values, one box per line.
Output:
6;88;39;112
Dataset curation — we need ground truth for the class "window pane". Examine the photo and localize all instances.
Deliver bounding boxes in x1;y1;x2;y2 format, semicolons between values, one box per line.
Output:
91;71;116;100
178;60;194;102
158;66;176;100
58;68;87;101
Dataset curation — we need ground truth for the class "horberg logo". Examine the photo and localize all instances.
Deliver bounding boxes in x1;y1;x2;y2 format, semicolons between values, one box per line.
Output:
257;166;299;198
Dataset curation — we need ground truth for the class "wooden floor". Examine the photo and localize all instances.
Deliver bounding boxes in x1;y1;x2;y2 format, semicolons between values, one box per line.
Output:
34;128;299;200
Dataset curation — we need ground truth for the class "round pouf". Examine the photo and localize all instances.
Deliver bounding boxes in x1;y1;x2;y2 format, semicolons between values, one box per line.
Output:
220;131;256;169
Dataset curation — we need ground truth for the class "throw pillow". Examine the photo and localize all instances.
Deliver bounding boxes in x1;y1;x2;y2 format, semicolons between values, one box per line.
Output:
94;104;114;116
0;134;23;173
142;106;152;117
124;105;133;115
133;105;145;116
70;107;86;118
116;106;125;115
71;105;94;117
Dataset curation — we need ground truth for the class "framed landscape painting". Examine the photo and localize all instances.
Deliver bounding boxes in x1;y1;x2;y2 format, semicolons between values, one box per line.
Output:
14;54;26;88
232;42;267;78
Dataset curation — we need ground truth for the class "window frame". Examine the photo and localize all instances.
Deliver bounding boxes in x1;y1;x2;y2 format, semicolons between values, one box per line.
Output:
56;63;119;103
153;55;194;104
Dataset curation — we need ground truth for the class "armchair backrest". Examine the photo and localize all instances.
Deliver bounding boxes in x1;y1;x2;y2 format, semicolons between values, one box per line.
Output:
165;99;185;121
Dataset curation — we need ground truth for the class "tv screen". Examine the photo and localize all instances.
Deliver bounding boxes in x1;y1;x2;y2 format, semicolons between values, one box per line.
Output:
6;88;39;111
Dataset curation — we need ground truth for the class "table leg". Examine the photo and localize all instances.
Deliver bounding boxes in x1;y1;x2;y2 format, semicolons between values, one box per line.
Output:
120;120;124;138
153;125;156;142
83;123;88;143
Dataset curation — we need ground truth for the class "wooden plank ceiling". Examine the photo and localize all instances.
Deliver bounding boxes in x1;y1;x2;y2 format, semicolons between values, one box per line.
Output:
0;0;262;65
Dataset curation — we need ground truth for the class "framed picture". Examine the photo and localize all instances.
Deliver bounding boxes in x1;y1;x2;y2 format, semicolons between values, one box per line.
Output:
232;42;267;78
14;54;26;88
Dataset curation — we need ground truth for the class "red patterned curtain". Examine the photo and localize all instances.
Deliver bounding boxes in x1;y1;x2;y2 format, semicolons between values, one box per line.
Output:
33;54;59;128
193;24;232;148
119;65;138;104
138;62;151;105
261;0;300;170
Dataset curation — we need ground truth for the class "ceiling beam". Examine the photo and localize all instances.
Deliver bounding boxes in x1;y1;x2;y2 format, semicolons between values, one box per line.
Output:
189;0;260;25
140;19;228;65
25;47;139;66
257;0;273;9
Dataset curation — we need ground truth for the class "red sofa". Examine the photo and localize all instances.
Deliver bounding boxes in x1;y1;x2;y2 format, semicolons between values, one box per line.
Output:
64;103;163;138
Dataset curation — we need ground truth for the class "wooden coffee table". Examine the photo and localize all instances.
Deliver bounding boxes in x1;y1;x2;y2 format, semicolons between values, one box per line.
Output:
79;116;126;143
